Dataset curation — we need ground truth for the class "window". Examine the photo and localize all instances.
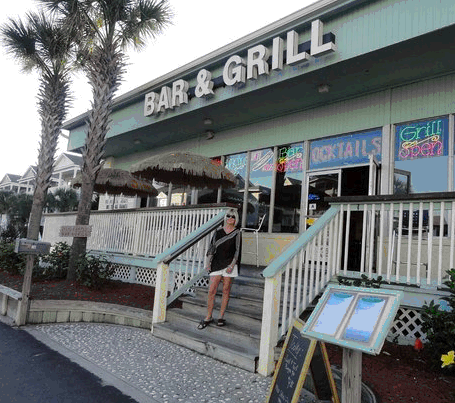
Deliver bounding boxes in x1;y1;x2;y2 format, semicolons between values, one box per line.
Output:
273;143;304;233
394;117;449;194
247;148;274;229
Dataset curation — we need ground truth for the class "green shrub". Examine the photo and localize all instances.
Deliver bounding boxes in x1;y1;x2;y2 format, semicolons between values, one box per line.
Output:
76;254;116;290
337;274;384;288
421;269;455;373
0;241;25;275
34;242;71;280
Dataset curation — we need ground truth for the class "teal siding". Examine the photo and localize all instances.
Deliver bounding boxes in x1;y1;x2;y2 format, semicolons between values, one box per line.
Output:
391;73;455;123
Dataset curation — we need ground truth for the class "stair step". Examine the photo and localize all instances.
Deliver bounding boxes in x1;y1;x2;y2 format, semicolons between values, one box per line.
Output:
152;321;258;372
166;308;261;349
180;293;263;321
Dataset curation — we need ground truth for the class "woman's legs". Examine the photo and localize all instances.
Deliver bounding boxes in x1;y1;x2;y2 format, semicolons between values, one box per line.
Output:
205;275;222;321
219;277;234;320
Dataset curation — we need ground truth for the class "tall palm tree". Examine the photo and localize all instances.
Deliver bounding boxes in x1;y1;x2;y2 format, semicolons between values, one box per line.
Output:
41;0;173;280
1;12;74;241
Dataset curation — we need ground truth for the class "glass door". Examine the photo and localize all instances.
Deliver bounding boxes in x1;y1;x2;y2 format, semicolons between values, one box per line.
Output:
305;169;341;228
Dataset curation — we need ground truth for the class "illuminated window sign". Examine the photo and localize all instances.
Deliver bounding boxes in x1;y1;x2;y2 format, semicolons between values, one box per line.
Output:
395;117;449;161
309;129;382;170
302;285;403;355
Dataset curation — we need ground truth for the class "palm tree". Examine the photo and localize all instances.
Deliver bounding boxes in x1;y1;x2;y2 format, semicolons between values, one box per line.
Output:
1;12;74;241
41;0;173;280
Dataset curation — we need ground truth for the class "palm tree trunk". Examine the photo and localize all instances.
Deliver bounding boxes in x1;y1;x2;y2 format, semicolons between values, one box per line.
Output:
66;43;123;281
27;81;64;240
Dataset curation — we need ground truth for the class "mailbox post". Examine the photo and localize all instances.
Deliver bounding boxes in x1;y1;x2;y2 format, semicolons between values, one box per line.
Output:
15;239;51;326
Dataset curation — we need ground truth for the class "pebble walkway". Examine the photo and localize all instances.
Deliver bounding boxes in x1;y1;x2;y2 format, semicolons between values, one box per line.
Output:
29;323;317;403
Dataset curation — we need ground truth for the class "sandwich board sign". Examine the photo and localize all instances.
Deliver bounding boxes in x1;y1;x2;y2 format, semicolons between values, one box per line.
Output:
301;284;403;403
265;319;340;403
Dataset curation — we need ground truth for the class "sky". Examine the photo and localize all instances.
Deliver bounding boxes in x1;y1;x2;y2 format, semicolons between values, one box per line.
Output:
0;0;318;180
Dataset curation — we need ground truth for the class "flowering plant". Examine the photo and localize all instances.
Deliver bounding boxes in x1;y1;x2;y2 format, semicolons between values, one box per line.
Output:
441;350;454;368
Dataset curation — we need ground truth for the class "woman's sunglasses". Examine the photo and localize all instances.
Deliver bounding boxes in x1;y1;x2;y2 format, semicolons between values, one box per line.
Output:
226;214;235;219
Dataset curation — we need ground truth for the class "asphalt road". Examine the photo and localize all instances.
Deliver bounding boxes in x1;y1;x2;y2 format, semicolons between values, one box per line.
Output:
0;321;138;403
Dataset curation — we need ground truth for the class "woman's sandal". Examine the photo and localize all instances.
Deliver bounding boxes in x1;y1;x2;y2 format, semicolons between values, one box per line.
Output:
217;318;226;327
197;318;213;330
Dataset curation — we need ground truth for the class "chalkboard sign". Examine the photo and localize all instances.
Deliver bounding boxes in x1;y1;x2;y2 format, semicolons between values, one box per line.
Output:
266;320;313;403
266;319;339;403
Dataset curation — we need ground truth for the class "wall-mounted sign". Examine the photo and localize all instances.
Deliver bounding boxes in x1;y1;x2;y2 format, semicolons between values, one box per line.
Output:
302;284;403;355
309;129;382;169
395;117;449;161
144;20;336;116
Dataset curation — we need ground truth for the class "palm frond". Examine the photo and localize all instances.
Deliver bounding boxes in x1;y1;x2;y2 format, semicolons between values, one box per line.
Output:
1;17;38;72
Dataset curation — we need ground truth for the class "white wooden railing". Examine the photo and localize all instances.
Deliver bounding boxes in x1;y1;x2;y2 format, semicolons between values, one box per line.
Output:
43;205;226;258
331;192;455;287
258;192;455;376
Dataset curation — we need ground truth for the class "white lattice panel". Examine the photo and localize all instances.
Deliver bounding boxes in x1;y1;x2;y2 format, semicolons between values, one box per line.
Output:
173;273;209;292
387;307;427;345
136;267;157;286
112;265;131;282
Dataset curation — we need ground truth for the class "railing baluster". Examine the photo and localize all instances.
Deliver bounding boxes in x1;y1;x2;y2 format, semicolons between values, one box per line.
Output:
335;207;343;275
368;204;375;278
360;203;368;274
438;202;445;286
303;245;310;309
451;202;455;271
309;237;316;302
327;219;334;280
296;249;303;316
427;202;434;285
343;205;351;274
315;230;322;295
386;203;394;283
378;202;385;278
406;203;413;285
396;203;404;283
281;263;290;336
289;256;297;328
417;202;423;285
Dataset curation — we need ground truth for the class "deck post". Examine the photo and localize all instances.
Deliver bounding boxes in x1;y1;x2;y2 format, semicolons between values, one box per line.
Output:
152;262;169;326
342;348;362;403
258;274;282;376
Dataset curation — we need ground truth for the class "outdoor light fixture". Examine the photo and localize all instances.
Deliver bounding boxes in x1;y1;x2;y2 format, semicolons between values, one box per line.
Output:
203;118;213;125
318;84;330;93
206;130;215;140
133;139;141;145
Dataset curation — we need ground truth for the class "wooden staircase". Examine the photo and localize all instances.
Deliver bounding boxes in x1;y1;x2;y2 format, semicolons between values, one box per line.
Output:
152;265;265;372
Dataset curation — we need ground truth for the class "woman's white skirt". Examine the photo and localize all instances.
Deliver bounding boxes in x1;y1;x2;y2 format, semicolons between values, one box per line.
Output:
209;264;238;278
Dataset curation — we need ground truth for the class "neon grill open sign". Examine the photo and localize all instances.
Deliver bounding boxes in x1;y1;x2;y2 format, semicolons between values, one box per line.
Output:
395;117;449;161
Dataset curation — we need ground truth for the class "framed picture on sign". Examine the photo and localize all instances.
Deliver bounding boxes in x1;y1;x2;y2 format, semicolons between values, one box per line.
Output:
301;285;403;355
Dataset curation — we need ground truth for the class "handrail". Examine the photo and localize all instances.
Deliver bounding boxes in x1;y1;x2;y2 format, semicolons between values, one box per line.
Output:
262;206;341;278
152;209;228;266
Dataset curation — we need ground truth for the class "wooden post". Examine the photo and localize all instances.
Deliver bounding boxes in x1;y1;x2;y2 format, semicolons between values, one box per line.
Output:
258;274;282;376
342;348;362;403
152;262;170;327
16;255;34;326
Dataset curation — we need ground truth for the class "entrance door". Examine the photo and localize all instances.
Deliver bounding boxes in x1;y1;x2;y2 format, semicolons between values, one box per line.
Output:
305;169;341;228
305;160;380;270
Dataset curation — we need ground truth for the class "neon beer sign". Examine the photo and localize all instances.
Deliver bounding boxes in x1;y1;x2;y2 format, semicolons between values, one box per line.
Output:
396;118;448;161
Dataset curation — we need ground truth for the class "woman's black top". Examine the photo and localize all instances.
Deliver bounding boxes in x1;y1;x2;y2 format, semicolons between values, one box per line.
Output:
207;226;242;273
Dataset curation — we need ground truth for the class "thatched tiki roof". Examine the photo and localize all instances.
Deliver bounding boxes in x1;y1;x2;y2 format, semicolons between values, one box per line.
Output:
71;168;157;197
130;152;237;189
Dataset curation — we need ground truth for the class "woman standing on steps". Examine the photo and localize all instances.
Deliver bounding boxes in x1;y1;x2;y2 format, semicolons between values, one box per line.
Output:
198;208;241;329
